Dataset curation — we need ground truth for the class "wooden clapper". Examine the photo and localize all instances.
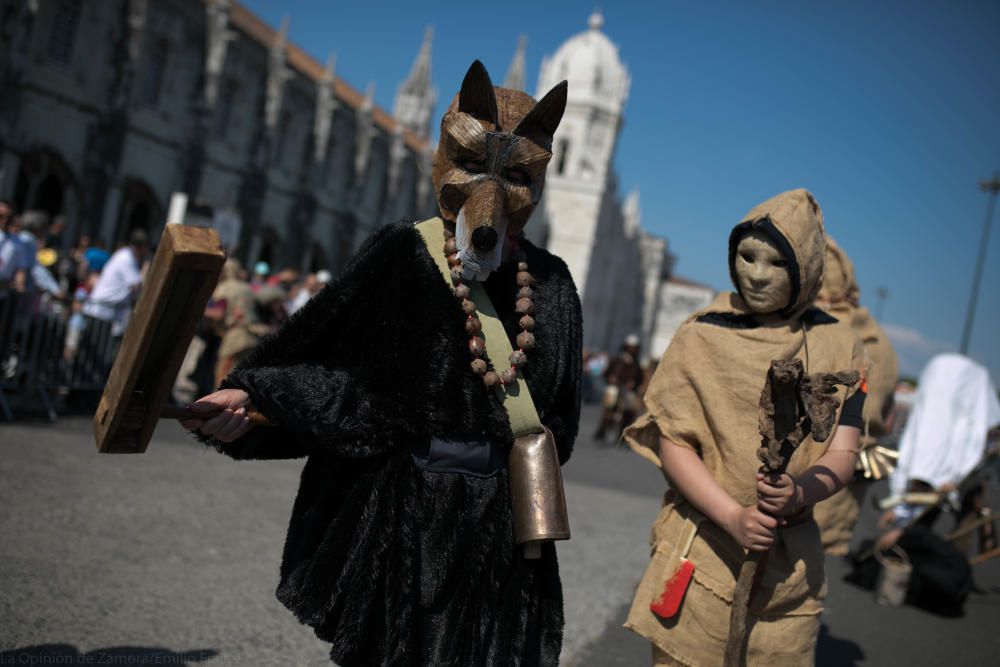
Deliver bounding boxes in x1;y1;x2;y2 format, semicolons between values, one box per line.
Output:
94;224;228;453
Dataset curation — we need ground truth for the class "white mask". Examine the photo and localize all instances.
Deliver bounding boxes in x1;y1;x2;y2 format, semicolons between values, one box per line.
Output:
734;231;792;314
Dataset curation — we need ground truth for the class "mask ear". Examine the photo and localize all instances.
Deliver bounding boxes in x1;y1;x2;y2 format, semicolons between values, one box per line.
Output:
513;81;568;150
458;60;499;127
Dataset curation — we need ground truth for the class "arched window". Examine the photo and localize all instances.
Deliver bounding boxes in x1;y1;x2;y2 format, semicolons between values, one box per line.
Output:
117;180;162;246
13;148;82;248
13;149;74;219
47;0;82;66
593;67;603;92
141;37;170;108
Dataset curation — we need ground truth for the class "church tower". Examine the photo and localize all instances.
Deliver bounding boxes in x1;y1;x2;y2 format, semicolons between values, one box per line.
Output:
535;11;633;349
393;27;437;139
503;35;527;91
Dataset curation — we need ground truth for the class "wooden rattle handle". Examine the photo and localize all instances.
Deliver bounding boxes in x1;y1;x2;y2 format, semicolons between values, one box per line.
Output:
160;403;276;426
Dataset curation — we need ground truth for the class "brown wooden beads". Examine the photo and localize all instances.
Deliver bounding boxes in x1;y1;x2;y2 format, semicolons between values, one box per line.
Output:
444;227;537;390
469;336;485;356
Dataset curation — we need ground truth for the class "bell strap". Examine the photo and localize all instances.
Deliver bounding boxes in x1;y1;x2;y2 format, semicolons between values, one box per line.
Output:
666;502;706;558
415;217;544;438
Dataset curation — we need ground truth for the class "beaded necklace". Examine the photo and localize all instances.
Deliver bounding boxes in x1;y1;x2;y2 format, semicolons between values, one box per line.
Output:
443;226;536;389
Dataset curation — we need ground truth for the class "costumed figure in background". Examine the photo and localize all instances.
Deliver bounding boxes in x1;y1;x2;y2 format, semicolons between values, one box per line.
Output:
181;61;580;666
206;259;261;387
623;190;867;666
845;354;1000;617
879;353;1000;547
812;237;899;555
593;334;644;443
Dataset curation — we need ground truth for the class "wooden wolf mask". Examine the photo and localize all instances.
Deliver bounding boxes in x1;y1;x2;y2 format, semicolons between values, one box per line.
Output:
432;60;568;278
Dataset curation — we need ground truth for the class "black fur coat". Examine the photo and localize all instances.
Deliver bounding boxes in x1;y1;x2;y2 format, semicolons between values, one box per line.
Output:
202;221;582;666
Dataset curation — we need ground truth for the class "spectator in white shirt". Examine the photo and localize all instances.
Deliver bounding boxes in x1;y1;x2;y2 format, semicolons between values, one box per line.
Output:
287;270;332;315
18;210;63;298
83;229;149;336
0;203;27;297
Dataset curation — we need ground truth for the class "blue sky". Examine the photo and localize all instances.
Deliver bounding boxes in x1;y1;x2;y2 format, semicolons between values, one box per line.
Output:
243;0;1000;383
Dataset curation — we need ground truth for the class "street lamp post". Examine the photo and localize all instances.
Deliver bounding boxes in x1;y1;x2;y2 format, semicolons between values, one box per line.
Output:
960;173;1000;355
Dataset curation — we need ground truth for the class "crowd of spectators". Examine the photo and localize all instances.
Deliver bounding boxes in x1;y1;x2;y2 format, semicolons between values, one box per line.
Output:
0;199;335;412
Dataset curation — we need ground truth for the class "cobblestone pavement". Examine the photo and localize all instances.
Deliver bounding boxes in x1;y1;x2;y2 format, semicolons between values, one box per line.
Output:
2;406;998;666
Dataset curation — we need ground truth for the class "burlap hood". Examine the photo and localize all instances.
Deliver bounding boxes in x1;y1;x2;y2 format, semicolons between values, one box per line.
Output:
813;236;898;437
728;188;826;320
816;237;858;309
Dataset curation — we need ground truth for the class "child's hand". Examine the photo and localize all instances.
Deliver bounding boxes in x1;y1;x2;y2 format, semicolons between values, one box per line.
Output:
724;506;778;552
180;388;254;442
756;472;803;517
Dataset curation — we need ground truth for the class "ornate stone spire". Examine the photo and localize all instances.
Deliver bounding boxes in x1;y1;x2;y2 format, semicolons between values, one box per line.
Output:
624;187;641;233
392;26;436;139
354;81;375;180
503;35;527;91
264;15;290;131
313;53;337;165
204;0;234;108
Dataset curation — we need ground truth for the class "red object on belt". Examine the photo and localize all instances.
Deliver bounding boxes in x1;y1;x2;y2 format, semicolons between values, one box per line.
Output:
650;558;695;619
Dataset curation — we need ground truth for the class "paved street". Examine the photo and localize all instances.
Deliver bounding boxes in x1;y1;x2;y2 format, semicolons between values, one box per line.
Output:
2;405;999;666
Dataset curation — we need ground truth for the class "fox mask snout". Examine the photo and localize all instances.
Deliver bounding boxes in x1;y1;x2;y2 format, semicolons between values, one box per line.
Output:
433;61;567;277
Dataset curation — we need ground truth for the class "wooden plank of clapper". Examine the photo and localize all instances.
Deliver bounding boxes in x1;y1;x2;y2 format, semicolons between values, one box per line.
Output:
94;225;225;453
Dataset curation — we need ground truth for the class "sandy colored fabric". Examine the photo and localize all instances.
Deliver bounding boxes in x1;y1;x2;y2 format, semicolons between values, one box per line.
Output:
816;238;898;438
813;238;899;555
815;236;856;308
638;501;821;667
212;278;260;360
623;190;865;667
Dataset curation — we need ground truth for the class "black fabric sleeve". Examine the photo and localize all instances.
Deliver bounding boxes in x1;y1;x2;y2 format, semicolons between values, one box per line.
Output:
194;222;420;460
838;388;867;428
214;364;414;459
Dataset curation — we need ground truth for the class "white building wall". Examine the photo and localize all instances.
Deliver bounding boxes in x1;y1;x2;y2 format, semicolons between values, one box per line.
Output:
534;13;675;354
649;280;716;360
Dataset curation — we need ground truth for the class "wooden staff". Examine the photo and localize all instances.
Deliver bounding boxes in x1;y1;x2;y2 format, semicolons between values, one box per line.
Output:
723;360;858;666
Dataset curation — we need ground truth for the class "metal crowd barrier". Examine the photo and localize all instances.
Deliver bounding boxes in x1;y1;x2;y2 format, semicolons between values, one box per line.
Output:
0;293;118;422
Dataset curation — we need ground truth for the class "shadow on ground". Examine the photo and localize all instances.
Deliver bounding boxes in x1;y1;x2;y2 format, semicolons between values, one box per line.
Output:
816;624;865;666
0;644;219;666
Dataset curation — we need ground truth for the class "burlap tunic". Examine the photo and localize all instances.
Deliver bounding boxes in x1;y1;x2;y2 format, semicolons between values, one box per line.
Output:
812;238;898;555
623;190;866;666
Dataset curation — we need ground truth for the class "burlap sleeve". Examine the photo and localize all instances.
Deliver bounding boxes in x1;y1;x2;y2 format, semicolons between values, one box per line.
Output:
860;317;899;434
623;323;708;467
